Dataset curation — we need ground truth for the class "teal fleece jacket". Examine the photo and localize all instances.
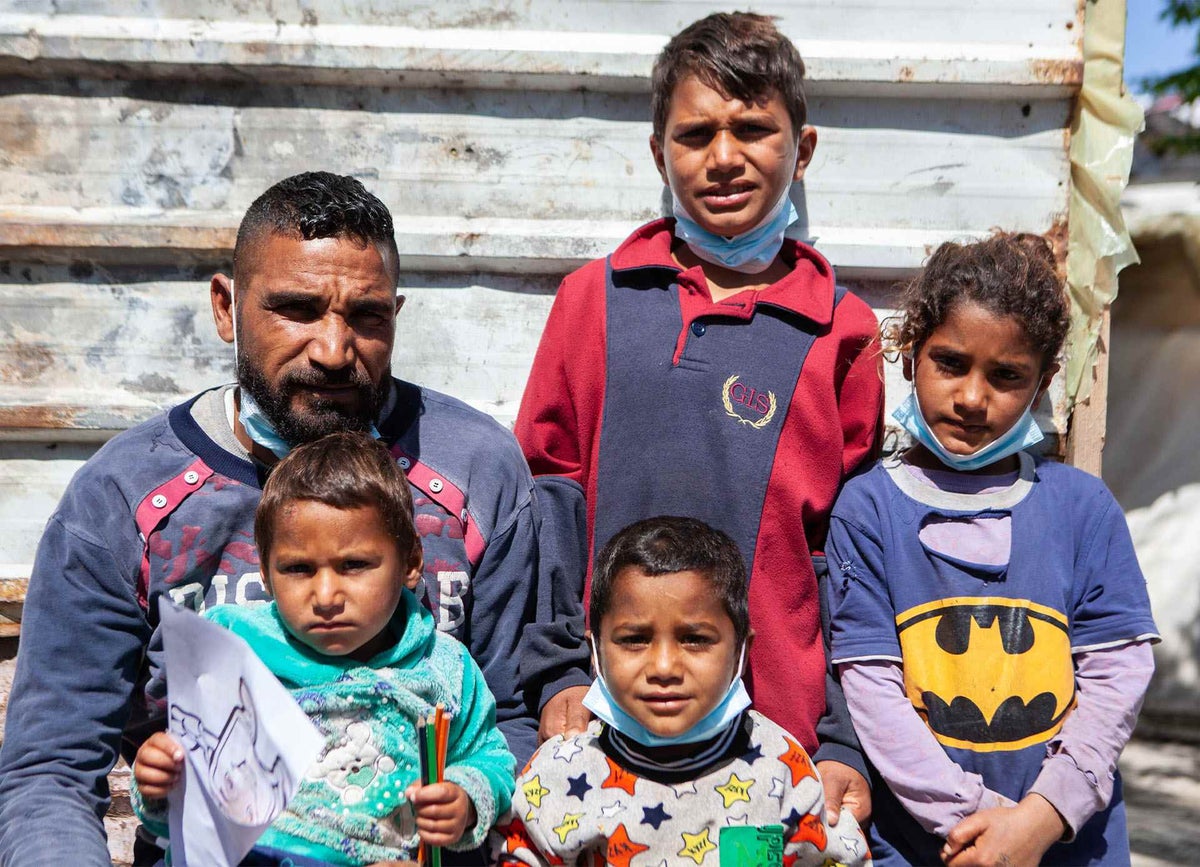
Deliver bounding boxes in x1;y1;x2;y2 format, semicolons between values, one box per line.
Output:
135;591;515;865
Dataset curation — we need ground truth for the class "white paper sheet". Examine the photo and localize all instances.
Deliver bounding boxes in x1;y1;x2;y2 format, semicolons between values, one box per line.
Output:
160;600;325;866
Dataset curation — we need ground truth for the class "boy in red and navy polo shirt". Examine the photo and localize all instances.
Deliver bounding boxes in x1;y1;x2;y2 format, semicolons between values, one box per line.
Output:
516;11;884;821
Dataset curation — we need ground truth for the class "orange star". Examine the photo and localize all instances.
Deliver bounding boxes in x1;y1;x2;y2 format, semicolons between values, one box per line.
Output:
606;823;649;867
497;815;564;865
789;812;828;853
602;755;639;796
778;737;817;786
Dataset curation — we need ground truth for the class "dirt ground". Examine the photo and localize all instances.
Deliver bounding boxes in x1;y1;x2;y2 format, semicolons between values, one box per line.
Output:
1125;738;1200;866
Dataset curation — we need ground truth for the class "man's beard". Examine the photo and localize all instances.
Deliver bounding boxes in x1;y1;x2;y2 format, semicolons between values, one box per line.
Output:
237;356;389;446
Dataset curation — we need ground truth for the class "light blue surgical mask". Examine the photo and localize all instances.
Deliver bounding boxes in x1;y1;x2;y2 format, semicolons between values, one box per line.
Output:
892;379;1044;472
582;639;751;747
671;185;797;274
230;282;381;460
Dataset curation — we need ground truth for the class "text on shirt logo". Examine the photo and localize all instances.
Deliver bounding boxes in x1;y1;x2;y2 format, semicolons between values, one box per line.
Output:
721;375;778;429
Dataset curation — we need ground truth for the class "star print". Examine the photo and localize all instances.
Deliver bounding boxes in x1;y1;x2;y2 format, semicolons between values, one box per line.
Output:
784;807;805;828
741;743;764;763
769;777;787;799
600;799;626;818
606;823;650;867
715;771;755;809
554;738;584;762
497;816;537;855
602;755;639;795
778;737;817;786
678;827;717;864
724;812;749;826
522;775;551;809
671;779;699;798
553;812;583;844
640;802;672;830
566;773;592;800
788;811;827;852
841;834;863;855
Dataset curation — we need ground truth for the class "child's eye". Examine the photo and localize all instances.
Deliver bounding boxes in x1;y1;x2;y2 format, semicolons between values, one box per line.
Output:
342;559;373;573
681;633;716;647
276;562;312;576
615;634;650;647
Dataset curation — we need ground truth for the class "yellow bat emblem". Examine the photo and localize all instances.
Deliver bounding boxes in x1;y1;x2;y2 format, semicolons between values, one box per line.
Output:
896;597;1075;752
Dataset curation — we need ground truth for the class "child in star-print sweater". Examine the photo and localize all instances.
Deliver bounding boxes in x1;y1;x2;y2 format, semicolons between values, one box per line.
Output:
492;517;866;866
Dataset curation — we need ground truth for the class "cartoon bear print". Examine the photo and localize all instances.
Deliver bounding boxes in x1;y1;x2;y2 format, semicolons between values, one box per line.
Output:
308;720;397;806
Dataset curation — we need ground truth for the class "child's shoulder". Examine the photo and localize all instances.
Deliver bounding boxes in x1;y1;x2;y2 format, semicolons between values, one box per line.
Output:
831;459;893;513
518;722;605;781
1030;456;1120;511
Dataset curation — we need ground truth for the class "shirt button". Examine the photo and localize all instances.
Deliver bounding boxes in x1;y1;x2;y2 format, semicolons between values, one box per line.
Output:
183;471;199;485
429;478;444;493
151;494;168;509
691;321;706;337
398;457;412;470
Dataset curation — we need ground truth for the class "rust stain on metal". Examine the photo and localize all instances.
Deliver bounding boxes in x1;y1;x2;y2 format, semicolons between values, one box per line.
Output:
0;404;82;430
1030;57;1083;87
898;65;915;83
1044;214;1070;271
1;343;55;383
0;580;28;605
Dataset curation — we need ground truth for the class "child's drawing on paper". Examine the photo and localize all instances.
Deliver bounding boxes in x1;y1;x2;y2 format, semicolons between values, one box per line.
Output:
169;678;290;826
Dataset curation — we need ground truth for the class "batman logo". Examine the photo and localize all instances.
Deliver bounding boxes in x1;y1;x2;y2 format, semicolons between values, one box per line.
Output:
896;597;1075;752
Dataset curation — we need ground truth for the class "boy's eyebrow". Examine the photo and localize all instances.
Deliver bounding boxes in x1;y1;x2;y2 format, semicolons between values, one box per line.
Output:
261;288;323;307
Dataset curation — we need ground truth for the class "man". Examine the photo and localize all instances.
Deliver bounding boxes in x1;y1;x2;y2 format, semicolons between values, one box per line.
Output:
0;173;540;865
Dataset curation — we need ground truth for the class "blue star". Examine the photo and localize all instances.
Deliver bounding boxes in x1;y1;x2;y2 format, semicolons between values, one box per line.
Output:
741;743;764;763
783;807;805;828
640;802;672;830
566;773;592;800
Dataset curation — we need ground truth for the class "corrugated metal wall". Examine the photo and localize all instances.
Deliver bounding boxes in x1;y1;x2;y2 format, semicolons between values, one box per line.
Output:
0;0;1085;578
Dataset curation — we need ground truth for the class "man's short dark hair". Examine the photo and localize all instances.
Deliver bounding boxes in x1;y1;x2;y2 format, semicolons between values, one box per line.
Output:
591;516;750;644
651;12;807;144
255;431;417;567
233;171;400;284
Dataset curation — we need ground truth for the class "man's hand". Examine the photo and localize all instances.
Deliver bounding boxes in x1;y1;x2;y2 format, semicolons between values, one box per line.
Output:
406;781;477;848
538;685;591;743
941;794;1067;867
133;732;185;800
816;760;872;826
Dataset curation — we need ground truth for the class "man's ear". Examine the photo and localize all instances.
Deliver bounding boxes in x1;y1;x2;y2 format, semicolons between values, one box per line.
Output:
649;134;670;187
402;540;424;591
395;294;406;316
1033;362;1060;411
211;273;235;344
792;125;818;182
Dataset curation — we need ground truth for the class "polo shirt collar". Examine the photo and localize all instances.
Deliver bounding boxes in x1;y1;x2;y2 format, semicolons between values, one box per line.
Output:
609;218;837;327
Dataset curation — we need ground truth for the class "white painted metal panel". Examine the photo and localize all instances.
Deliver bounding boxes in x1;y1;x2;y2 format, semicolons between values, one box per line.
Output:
0;1;1083;575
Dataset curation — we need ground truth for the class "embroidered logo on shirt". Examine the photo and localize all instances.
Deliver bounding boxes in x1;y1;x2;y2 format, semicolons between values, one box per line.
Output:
722;375;778;429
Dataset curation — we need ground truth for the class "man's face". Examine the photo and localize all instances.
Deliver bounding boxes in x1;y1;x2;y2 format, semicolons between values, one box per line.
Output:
220;234;399;444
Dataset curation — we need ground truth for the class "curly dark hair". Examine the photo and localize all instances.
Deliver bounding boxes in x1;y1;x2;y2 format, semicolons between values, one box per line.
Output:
651;12;807;144
591;516;750;645
890;232;1070;368
233;171;399;284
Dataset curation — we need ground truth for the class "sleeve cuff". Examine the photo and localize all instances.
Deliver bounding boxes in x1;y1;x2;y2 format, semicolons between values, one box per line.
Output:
812;742;870;784
1028;754;1104;840
535;667;593;715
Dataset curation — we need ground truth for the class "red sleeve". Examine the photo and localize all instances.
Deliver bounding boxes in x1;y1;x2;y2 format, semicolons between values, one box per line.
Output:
514;258;610;491
834;294;884;478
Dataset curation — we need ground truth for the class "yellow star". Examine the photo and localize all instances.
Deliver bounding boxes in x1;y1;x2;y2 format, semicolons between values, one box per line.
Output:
522;775;551;809
714;772;754;809
554;812;582;844
678;827;717;865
